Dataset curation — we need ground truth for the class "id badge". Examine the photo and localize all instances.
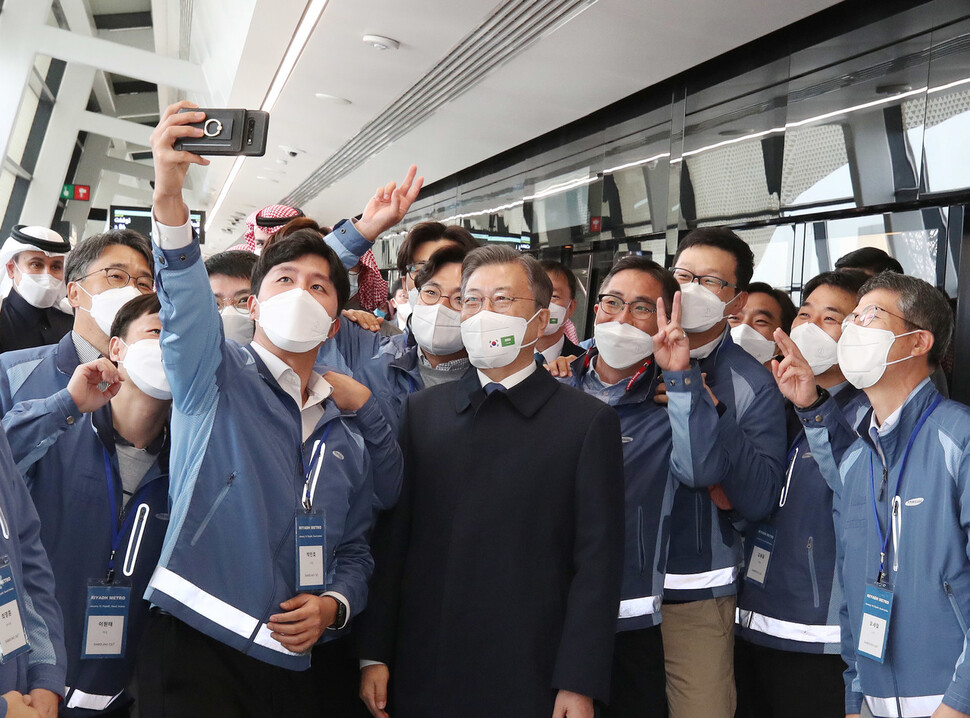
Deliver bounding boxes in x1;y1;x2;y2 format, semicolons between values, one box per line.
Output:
82;581;131;659
745;525;776;585
858;582;894;663
295;511;326;592
0;557;30;662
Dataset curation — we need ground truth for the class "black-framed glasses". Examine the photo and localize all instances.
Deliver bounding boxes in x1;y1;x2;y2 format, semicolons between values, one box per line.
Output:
842;304;927;332
418;286;462;309
78;267;154;293
460;294;536;315
216;294;251;313
671;268;735;292
597;294;657;319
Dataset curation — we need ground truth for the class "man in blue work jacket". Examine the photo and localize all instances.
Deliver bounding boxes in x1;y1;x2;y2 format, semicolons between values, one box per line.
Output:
734;269;870;718
0;229;155;437
3;294;170;717
139;102;410;717
776;271;970;718
659;227;787;718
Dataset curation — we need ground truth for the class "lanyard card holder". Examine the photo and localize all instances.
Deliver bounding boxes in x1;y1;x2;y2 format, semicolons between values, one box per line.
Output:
295;511;326;592
745;525;776;585
82;580;131;659
858;581;894;664
0;556;30;663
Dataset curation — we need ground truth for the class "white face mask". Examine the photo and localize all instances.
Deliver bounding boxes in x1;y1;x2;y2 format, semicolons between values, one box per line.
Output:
790;322;838;376
119;338;171;400
543;302;569;337
255;288;333;353
836;322;919;390
347;270;359;298
253;246;263;257
679;282;735;333
15;267;65;309
730;324;776;364
461;309;540;370
220;306;255;344
594;321;654;370
78;285;142;335
395;299;412;324
407;287;420;308
410;302;464;355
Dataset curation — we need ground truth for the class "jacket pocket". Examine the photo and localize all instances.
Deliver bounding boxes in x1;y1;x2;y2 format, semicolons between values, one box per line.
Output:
637;507;646;573
807;536;820;609
944;579;969;635
190;473;235;547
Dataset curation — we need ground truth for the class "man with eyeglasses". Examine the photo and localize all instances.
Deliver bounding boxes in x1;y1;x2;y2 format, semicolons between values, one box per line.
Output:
546;255;734;717
395;221;479;297
0;230;154;460
357;244;624;718
205;250;258;344
0;225;73;354
774;272;970;718
734;269;870;718
657;227;786;718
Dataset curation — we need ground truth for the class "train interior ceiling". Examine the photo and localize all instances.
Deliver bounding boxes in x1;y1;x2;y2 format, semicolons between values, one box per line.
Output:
2;0;970;397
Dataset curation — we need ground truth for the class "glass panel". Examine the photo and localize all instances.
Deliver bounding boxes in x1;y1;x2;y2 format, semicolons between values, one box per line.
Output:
920;18;970;194
0;169;16;223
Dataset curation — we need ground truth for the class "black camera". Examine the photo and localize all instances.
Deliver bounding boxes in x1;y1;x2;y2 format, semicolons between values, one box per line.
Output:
173;109;269;157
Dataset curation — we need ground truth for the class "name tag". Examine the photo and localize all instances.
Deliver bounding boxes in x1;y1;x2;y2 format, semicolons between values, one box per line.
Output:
82;582;131;658
295;512;326;592
858;582;894;663
745;525;776;585
0;558;29;663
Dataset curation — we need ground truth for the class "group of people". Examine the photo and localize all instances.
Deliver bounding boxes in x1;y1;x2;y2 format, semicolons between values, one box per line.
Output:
0;100;964;718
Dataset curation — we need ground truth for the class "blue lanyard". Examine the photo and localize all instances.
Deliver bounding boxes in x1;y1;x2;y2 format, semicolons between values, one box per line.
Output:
868;394;942;583
301;424;333;511
102;447;151;582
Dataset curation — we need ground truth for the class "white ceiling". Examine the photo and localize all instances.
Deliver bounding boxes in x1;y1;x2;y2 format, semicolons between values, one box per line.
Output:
146;0;845;250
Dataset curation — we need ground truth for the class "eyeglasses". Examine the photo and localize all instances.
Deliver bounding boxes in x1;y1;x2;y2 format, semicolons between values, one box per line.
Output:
597;294;657;319
842;304;927;332
215;294;251;313
418;286;462;309
79;267;154;293
406;262;427;278
460;294;536;315
671;268;735;292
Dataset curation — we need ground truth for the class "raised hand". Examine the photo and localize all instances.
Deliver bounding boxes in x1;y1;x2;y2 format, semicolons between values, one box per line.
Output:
67;358;123;413
355;166;424;242
653;292;690;372
150;101;211;226
771;328;819;409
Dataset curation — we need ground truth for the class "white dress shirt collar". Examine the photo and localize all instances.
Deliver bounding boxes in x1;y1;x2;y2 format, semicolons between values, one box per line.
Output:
477;361;537;392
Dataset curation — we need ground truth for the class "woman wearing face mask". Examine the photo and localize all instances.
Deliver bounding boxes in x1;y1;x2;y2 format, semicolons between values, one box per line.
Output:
0;225;73;354
734;270;869;718
727;283;796;367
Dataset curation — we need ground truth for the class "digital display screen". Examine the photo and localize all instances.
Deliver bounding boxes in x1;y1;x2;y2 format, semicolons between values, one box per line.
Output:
110;205;206;244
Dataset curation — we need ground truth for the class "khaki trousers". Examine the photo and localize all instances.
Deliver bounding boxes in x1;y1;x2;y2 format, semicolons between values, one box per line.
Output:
660;596;736;718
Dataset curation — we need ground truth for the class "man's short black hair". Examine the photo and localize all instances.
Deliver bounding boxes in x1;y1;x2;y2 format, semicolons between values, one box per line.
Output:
673;227;755;290
396;222;479;274
205;250;258;280
746;282;797;333
414;245;470;289
802;269;869;304
250;229;350;311
65;230;154;284
539;260;578;302
389;278;404;299
600;255;680;318
835;247;904;275
110;293;161;340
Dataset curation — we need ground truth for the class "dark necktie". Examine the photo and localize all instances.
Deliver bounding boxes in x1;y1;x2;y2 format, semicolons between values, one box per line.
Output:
484;382;506;395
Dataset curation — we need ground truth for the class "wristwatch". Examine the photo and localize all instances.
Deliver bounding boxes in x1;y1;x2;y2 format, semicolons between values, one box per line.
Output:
798;385;830;412
329;596;347;629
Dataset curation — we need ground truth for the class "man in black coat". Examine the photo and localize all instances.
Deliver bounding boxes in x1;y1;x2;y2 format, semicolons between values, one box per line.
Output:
358;245;625;718
0;225;73;353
